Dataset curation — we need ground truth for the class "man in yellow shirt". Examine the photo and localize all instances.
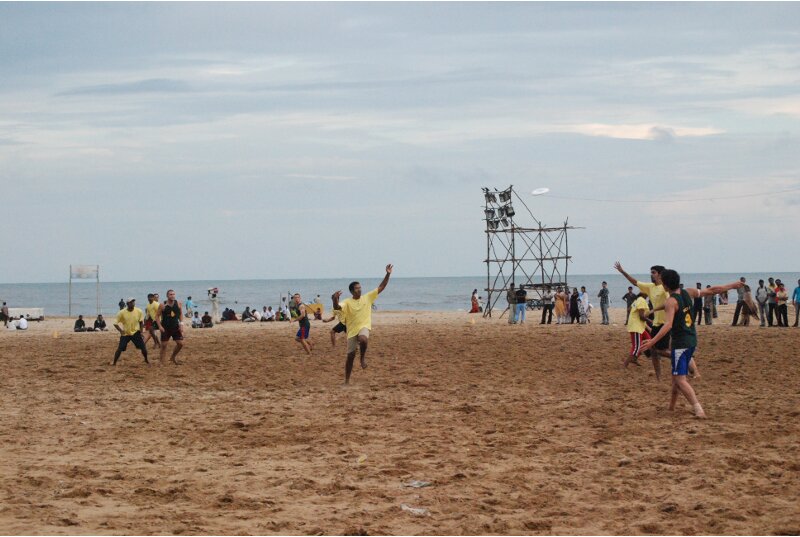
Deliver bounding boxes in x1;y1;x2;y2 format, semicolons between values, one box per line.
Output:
615;262;689;380
112;297;149;366
142;293;161;350
332;264;393;385
624;293;652;369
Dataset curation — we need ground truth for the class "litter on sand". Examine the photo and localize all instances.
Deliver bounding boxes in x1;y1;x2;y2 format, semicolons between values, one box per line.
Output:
403;480;432;488
400;504;429;516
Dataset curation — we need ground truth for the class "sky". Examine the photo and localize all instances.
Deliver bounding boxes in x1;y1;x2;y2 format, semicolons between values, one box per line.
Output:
1;2;799;283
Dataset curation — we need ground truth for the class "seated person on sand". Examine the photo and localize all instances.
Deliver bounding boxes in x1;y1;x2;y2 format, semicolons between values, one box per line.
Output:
201;312;213;328
262;306;275;321
192;311;203;328
241;307;255;322
74;315;87;332
252;307;262;322
17;316;28;330
94;314;108;331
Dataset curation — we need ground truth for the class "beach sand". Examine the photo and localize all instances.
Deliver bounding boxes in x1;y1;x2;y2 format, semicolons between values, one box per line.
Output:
1;307;798;535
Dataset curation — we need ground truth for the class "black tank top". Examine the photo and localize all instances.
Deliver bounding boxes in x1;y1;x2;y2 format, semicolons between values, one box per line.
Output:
291;302;310;329
161;301;181;329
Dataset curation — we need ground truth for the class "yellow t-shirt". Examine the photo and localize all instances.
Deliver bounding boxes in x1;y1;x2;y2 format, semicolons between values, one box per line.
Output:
627;297;649;334
637;281;666;326
115;307;144;336
340;289;379;338
146;301;160;321
333;309;344;322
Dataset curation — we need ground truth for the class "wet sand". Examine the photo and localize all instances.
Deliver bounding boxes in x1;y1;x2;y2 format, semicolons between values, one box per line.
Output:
1;308;798;535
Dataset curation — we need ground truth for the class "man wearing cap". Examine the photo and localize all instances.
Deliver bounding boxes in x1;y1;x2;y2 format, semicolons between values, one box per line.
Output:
112;298;149;366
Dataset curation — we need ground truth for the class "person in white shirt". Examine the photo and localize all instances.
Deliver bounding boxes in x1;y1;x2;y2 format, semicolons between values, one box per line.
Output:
191;311;203;328
17;316;28;330
281;303;290;321
263;306;275;321
252;308;262;321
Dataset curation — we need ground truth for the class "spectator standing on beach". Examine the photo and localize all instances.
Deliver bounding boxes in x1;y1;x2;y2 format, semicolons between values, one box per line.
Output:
640;270;743;418
1;302;8;328
792;279;800;327
185;296;195;317
112;298;149;366
157;290;185;365
540;286;554;324
621;287;636;322
755;280;769;327
731;277;747;326
118;298;125;310
703;286;714;325
515;286;527;324
94;314;107;331
332;264;393;385
210;292;220;324
470;289;480;313
74;315;87;332
597;282;610;325
578;286;589;324
766;277;777;326
693;283;704;325
506;284;517;324
554;287;567;324
569;288;579;324
775;281;789;327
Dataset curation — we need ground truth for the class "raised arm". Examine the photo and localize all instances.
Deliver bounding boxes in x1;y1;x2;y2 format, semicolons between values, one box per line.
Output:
377;264;393;294
613;261;639;287
332;291;342;310
695;280;744;298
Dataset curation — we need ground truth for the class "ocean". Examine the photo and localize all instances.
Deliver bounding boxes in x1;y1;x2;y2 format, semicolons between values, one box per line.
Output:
1;273;797;317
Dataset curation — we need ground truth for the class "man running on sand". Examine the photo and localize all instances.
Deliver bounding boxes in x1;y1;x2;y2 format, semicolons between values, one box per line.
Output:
640;269;742;418
157;289;185;365
289;293;313;355
112;298;150;366
142;293;161;349
322;305;347;348
332;264;393;385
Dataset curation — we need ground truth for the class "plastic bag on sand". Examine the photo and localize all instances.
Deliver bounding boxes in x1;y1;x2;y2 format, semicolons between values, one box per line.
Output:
403;480;432;488
401;504;429;516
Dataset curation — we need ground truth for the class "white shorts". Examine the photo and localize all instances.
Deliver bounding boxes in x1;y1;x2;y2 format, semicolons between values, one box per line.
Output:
346;328;370;353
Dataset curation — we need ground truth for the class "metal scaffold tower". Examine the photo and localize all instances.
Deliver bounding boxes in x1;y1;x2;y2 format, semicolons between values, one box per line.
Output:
482;186;579;318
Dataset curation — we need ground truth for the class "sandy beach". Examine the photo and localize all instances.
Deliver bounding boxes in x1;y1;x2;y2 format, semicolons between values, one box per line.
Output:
1;307;798;535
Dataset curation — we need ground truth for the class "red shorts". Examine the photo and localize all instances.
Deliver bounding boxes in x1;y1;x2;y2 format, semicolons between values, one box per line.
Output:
145;319;157;331
629;330;651;357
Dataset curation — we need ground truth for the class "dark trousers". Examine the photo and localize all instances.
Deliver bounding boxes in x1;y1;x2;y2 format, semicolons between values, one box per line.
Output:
694;304;703;325
768;303;776;326
540;304;553;324
777;304;788;327
731;300;744;326
703;307;712;325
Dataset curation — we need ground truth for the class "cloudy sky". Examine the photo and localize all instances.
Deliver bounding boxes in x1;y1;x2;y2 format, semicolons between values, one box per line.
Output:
1;2;799;283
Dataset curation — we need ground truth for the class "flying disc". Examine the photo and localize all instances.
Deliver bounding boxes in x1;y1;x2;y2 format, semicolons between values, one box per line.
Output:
531;187;550;196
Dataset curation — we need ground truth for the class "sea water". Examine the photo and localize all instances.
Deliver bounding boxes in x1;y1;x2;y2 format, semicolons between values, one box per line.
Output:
1;273;797;317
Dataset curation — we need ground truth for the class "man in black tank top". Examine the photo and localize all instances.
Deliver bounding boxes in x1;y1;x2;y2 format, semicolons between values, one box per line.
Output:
157;289;185;365
290;293;313;355
641;269;743;419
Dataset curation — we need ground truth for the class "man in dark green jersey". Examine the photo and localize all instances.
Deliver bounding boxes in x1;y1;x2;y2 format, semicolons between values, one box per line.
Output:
641;269;743;419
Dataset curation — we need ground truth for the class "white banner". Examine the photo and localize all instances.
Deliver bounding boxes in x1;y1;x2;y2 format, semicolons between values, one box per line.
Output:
71;265;99;279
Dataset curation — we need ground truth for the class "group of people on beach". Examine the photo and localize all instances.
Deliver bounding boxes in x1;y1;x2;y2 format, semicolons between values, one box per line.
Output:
107;265;394;385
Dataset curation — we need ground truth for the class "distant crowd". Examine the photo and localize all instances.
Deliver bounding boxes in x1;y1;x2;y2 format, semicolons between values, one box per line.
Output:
469;275;800;328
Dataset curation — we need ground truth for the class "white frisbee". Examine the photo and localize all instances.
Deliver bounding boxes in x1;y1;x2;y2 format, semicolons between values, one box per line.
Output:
531;187;550;196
